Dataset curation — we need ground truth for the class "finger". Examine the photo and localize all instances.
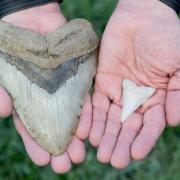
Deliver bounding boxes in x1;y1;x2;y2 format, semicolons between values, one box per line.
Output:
76;94;92;140
166;91;180;127
0;87;13;117
166;73;180;126
97;104;122;163
13;112;50;166
111;113;142;169
89;90;110;147
67;136;86;164
131;104;166;160
51;152;71;174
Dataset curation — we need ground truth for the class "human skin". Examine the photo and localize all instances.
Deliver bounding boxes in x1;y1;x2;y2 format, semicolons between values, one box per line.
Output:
89;0;180;169
1;3;92;173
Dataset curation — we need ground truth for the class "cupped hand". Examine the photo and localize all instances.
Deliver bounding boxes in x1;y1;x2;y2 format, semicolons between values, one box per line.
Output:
89;0;180;169
1;3;92;173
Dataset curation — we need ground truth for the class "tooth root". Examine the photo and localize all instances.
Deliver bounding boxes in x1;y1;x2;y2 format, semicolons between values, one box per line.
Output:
121;79;156;123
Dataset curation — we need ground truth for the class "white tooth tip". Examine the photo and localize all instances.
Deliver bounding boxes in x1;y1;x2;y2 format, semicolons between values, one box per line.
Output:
121;79;156;123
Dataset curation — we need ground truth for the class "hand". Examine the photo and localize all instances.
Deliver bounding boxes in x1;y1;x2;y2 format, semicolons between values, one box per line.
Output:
89;0;180;169
1;3;92;173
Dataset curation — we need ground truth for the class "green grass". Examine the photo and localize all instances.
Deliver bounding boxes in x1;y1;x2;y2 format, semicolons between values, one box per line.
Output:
0;0;180;179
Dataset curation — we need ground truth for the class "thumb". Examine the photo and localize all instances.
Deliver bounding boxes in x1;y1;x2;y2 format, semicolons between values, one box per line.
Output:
166;72;180;127
0;86;13;118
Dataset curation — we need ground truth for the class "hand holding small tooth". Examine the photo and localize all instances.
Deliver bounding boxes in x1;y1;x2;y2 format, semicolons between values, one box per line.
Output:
1;3;94;174
89;0;180;169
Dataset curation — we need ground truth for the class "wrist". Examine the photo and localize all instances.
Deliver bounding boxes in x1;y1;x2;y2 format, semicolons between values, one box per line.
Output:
118;0;158;8
159;0;180;15
1;3;66;34
2;3;62;22
117;0;177;16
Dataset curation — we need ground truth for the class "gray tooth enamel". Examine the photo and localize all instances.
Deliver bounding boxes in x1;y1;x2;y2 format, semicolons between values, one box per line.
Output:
0;50;98;94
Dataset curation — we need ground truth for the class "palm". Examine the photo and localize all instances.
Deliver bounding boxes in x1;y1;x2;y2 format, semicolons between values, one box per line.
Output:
90;1;180;169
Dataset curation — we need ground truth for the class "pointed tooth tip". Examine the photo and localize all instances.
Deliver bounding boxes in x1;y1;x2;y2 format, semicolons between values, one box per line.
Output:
150;87;156;94
121;117;127;123
123;79;133;87
121;111;129;123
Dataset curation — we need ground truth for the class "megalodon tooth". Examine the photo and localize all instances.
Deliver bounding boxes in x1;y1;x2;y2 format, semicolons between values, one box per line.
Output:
0;19;99;155
121;79;156;123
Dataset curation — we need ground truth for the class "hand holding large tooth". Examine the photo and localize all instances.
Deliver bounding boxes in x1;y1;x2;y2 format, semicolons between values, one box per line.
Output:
1;3;97;174
89;0;180;169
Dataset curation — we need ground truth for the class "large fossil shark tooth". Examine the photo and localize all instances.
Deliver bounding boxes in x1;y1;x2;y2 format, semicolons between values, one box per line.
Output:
121;79;156;123
0;19;99;155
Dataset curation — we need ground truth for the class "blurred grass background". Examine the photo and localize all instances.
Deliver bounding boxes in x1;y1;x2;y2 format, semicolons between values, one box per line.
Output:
0;0;180;179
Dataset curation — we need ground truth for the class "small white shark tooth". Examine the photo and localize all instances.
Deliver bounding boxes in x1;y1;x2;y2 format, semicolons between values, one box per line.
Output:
121;79;156;123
